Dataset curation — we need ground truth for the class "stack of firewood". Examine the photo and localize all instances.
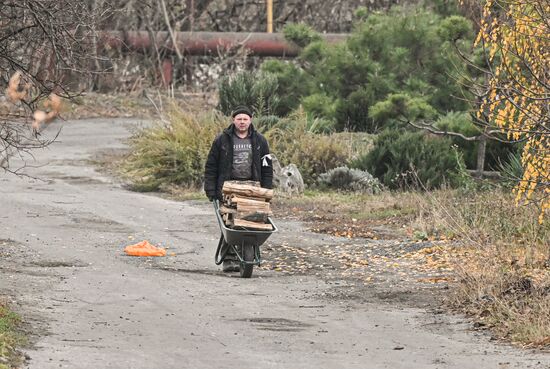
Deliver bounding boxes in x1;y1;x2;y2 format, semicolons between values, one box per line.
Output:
220;181;273;231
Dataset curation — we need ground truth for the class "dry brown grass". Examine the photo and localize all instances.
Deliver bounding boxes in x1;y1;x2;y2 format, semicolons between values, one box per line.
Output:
62;91;216;120
407;188;550;347
61;92;156;119
275;189;418;220
452;253;550;346
277;187;549;347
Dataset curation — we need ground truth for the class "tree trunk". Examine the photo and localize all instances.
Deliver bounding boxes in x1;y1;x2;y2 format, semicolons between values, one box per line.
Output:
476;135;487;178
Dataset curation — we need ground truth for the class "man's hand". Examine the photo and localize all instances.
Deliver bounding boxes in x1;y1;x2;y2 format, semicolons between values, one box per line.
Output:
207;192;222;202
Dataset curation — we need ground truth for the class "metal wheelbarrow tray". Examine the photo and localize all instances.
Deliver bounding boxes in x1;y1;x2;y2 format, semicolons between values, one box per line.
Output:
213;200;278;278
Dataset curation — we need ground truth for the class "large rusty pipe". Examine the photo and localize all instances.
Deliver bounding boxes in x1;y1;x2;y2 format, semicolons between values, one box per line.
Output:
101;31;348;57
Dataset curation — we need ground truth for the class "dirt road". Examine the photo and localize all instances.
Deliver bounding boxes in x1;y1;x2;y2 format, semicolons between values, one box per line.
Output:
1;118;548;369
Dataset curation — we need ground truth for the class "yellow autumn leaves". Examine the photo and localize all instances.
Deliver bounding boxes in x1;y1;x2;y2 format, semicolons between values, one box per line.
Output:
476;0;549;222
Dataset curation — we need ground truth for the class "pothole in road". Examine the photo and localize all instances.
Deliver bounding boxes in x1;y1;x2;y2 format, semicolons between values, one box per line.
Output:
50;174;106;185
62;216;132;233
47;159;91;167
29;260;88;268
235;317;312;332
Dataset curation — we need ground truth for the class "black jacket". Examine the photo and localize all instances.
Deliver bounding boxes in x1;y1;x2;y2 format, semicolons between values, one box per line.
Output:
204;123;273;200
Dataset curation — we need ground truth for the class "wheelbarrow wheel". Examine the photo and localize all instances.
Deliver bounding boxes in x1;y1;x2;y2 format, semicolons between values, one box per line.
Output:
239;244;254;278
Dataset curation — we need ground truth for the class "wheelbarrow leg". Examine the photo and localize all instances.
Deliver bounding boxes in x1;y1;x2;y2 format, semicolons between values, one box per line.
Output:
214;235;230;265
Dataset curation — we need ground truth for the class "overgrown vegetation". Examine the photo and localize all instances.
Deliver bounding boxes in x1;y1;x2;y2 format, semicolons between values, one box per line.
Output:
217;72;281;117
214;4;518;189
263;110;355;185
121;108;372;189
121;109;226;191
283;23;322;48
119;6;542;199
410;188;549;346
352;129;465;189
1;1;97;173
0;302;23;369
265;6;473;130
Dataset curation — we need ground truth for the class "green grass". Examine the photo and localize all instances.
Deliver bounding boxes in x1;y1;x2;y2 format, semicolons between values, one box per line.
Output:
0;303;23;369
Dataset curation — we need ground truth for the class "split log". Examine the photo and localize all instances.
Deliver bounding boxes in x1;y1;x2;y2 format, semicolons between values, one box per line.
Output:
237;211;268;223
234;197;271;212
233;218;273;231
220;180;274;230
222;182;273;200
236;199;272;221
220;205;237;215
227;194;267;206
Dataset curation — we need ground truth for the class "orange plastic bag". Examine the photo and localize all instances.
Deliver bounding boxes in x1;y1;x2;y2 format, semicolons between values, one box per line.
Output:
124;240;166;257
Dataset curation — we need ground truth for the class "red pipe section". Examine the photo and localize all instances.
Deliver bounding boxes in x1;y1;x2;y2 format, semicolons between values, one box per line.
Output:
101;31;348;57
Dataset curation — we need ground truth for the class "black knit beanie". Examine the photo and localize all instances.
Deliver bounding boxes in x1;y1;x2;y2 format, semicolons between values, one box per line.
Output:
231;105;253;118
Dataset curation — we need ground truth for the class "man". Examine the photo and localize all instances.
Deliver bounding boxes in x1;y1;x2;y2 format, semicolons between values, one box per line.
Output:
204;105;273;271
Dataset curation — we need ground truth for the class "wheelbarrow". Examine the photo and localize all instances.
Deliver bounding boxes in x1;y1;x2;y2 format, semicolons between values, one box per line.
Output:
213;200;278;278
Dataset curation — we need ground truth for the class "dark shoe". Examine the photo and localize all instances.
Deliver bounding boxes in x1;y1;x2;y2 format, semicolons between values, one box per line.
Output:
222;259;240;272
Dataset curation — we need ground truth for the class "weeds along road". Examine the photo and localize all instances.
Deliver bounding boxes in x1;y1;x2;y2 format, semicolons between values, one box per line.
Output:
0;118;548;369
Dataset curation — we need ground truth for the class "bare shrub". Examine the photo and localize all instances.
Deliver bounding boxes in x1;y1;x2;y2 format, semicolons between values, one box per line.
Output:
1;1;98;173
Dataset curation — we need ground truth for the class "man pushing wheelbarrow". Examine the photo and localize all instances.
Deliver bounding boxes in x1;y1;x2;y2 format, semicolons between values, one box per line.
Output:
204;105;276;276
